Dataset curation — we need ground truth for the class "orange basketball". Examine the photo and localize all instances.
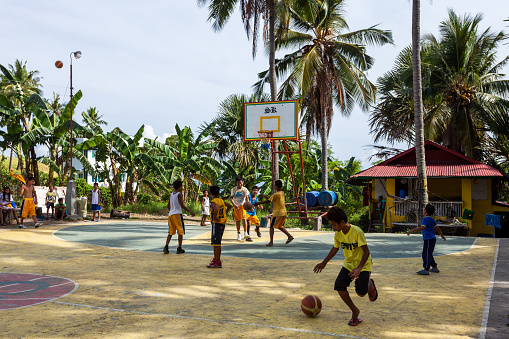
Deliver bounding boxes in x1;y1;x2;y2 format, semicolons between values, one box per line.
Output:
55;60;63;69
301;295;322;317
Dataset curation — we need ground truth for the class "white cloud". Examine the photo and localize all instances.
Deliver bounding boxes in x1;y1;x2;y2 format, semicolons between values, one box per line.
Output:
143;125;175;142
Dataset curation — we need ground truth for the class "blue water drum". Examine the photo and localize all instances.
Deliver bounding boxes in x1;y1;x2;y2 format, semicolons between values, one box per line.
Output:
301;191;319;207
318;190;338;206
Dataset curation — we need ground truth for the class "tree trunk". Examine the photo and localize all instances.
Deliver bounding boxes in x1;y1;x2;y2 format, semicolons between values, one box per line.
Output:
30;147;40;185
412;0;428;224
320;115;328;190
268;0;279;191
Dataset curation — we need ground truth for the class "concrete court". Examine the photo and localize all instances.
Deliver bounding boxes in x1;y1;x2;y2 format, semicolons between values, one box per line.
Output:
0;220;500;338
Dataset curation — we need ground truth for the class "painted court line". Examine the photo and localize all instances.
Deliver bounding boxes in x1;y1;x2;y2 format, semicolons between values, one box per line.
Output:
53;301;373;339
479;238;500;339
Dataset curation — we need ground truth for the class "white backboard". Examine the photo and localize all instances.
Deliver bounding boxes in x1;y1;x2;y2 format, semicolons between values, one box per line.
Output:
244;100;299;141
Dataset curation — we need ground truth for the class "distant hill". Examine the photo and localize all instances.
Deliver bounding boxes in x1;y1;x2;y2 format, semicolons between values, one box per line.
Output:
0;156;51;174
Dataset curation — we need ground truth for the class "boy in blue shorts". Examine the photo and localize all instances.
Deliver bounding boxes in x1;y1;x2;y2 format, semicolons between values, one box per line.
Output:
407;203;446;275
163;180;195;255
207;185;232;268
314;206;378;326
246;186;263;238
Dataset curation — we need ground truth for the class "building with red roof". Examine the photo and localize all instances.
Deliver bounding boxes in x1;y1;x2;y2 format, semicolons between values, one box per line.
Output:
348;141;509;236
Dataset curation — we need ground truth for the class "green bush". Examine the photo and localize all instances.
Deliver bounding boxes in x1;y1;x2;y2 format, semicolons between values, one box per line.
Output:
137;193;153;204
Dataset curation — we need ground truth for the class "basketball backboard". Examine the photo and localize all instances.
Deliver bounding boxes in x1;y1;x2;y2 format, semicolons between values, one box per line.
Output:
244;100;299;141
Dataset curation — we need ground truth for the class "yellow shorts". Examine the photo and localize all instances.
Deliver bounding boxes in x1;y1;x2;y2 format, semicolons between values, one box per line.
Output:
22;198;36;218
168;214;185;236
270;216;286;229
233;206;246;222
246;214;260;226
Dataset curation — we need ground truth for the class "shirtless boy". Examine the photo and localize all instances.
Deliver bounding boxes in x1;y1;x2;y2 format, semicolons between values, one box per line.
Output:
19;176;42;228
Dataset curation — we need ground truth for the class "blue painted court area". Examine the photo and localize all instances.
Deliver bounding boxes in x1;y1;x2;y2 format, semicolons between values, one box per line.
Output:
55;221;477;261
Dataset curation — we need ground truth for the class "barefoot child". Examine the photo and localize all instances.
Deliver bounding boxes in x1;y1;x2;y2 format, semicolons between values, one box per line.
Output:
0;187;19;225
207;185;232;268
163;180;195;255
313;206;377;327
19;176;42;228
407;203;446;275
201;190;210;226
255;180;294;246
45;185;57;219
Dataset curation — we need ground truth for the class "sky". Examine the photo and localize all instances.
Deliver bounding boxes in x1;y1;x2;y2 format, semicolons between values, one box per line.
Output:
2;0;508;169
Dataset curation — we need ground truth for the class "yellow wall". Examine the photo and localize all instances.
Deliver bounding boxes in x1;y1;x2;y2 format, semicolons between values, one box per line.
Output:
373;177;509;236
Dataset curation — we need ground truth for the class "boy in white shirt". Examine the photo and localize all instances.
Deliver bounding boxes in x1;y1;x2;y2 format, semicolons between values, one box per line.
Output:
230;176;252;242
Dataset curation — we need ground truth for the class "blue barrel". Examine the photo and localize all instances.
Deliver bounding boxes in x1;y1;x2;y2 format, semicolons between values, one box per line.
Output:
318;190;338;206
301;191;319;207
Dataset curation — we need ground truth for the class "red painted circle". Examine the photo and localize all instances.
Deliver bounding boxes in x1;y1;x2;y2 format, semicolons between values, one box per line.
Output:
55;60;63;68
0;273;78;310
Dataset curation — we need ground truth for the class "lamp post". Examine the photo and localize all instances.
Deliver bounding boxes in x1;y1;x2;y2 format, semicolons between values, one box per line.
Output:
66;51;81;218
69;50;81;180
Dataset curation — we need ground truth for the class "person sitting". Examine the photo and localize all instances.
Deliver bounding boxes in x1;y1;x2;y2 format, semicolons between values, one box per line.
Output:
0;187;20;226
55;198;67;222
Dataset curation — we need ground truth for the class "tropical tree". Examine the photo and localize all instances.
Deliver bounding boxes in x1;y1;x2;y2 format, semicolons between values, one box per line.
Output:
197;0;284;183
254;0;393;189
82;107;107;128
370;10;509;160
209;93;269;167
0;60;44;183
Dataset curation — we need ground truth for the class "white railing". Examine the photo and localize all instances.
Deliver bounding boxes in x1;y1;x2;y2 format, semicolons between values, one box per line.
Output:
392;201;463;218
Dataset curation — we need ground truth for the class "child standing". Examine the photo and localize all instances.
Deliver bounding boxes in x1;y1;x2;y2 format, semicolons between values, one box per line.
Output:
407;203;446;275
314;206;378;327
246;186;263;238
207;185;232;268
255;180;294;246
19;176;42;228
163;180;195;254
230;176;252;242
45;185;57;219
201;190;210;226
91;183;101;222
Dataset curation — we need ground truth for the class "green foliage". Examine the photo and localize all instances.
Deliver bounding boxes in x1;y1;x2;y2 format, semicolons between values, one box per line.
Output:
75;178;92;198
137;193;154;205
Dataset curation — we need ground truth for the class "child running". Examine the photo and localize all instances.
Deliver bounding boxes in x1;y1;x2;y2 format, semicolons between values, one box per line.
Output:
313;206;377;326
19;176;42;228
407;203;446;275
201;190;210;226
255;180;293;246
45;185;57;219
246;186;263;238
230;176;252;242
163;180;195;254
207;185;232;268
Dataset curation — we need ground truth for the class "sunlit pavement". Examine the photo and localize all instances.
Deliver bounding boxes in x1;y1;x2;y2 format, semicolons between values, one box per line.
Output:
0;220;499;338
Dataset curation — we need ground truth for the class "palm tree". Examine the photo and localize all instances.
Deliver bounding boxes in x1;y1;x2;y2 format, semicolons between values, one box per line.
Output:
370;10;509;160
82;107;107;128
197;0;283;184
412;0;428;221
254;0;393;189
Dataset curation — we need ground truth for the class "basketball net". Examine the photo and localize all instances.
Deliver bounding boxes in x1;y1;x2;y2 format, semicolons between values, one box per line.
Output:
258;131;273;150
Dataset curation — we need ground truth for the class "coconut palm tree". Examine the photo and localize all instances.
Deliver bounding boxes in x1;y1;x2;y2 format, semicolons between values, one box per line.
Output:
254;0;393;189
82;107;107;128
370;10;509;161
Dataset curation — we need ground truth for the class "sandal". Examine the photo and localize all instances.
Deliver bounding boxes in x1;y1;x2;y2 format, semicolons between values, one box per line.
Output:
369;279;378;302
430;268;440;273
348;318;363;326
416;270;430;275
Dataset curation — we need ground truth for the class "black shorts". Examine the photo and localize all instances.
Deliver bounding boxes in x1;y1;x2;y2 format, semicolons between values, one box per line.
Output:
211;223;225;246
334;267;371;295
46;202;55;209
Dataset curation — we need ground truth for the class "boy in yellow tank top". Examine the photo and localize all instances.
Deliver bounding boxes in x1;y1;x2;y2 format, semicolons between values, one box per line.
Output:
313;206;378;327
207;185;232;268
255;180;294;246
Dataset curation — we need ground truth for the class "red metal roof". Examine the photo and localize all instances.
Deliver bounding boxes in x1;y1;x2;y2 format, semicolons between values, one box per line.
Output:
351;141;504;179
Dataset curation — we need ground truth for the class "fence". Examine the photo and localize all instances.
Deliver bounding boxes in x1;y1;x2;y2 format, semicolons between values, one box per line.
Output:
392;200;463;218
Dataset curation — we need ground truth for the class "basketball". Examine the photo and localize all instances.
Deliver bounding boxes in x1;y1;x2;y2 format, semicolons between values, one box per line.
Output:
301;295;322;317
55;60;63;68
243;200;254;212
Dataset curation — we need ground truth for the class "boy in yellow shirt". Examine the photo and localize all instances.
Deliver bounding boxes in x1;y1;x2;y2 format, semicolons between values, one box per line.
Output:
207;185;232;268
255;180;294;246
313;206;378;327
